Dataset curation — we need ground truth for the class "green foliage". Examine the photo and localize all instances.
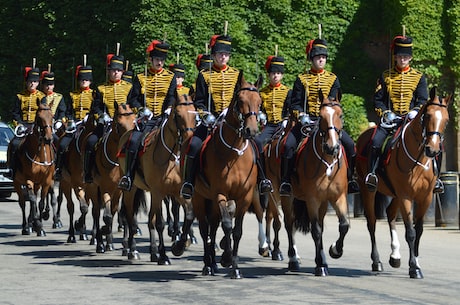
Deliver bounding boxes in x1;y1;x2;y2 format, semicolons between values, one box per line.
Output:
341;94;369;141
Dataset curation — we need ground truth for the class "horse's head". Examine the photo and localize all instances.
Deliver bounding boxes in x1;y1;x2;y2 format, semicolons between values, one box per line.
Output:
116;102;136;133
420;87;451;158
318;90;343;157
172;93;196;142
230;72;262;139
35;103;54;143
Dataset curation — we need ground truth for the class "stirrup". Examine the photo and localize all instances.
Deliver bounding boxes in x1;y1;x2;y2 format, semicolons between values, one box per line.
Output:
433;179;444;194
118;176;132;191
279;181;292;196
180;182;194;200
348;180;360;194
259;179;273;194
365;173;378;192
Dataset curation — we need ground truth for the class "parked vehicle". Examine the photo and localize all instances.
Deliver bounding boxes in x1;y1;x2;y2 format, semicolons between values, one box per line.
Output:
0;122;14;198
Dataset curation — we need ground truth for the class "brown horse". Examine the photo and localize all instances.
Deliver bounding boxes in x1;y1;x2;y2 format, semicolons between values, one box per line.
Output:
57;116;96;243
193;72;263;279
290;92;350;276
118;93;196;263
355;87;451;279
12;103;55;236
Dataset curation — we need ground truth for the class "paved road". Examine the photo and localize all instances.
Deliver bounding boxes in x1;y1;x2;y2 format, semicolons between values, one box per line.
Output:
1;190;459;305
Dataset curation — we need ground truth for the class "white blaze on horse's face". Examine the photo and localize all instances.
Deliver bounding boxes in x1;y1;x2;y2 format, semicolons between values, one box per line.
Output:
326;106;339;148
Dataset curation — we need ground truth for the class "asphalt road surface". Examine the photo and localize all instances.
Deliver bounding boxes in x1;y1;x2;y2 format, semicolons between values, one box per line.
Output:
1;189;459;305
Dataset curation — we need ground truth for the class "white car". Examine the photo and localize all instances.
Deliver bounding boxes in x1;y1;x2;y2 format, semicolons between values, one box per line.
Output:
0;122;14;198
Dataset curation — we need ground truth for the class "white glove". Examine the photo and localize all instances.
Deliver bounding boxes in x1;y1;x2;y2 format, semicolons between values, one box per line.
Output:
14;124;27;137
299;112;312;125
138;108;153;120
281;119;288;129
164;108;171;116
407;110;418;120
258;111;267;126
103;113;111;123
83;114;89;123
54;120;63;130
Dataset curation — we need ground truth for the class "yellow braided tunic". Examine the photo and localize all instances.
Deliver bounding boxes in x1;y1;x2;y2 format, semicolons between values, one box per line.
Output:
137;69;175;117
97;80;132;118
16;90;46;124
69;89;94;121
260;84;290;123
201;66;239;113
297;70;337;116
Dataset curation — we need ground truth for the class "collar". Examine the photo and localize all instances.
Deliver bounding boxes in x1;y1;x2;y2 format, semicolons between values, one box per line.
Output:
310;68;324;74
396;65;410;73
47;91;54;96
212;64;227;72
149;67;163;74
269;82;281;89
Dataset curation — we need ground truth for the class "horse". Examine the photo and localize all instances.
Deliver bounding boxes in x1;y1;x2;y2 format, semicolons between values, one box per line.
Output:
355;87;451;279
57;116;97;243
12;103;56;236
193;72;263;279
117;92;197;263
290;91;350;276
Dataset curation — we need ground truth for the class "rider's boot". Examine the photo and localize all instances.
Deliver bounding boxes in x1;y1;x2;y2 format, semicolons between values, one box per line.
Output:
257;153;273;194
347;154;360;193
118;150;137;191
279;156;294;196
365;146;380;192
54;150;64;181
433;154;444;194
83;150;94;183
180;155;197;200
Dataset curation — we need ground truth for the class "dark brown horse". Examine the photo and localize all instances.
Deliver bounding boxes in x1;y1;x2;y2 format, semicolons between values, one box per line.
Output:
355;87;451;278
291;92;350;276
193;72;263;279
12;103;55;236
118;93;196;263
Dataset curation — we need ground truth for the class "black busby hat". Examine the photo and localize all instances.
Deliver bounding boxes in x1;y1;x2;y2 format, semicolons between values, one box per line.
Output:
169;63;186;78
25;67;40;82
392;36;413;56
196;54;213;70
122;70;133;83
146;40;170;59
210;35;232;54
76;65;93;81
306;38;328;60
41;71;55;85
265;56;285;73
107;54;124;70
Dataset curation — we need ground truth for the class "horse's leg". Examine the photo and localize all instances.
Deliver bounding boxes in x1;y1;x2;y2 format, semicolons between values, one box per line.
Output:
155;196;170;265
75;187;89;241
171;198;195;256
51;187;61;229
18;191;30;235
92;192;104;253
41;189;50;221
271;203;284;261
386;198;401;269
121;189;140;260
33;185;46;236
164;196;174;238
283;196;301;271
184;204;197;244
309;201;328;276
329;194;350;259
218;196;234;269
101;192;114;251
230;211;246;279
62;182;76;243
362;190;383;272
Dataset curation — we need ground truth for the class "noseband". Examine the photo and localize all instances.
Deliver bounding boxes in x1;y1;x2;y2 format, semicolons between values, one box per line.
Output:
421;100;447;139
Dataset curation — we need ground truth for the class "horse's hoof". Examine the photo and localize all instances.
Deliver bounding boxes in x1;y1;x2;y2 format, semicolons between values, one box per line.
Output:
55;220;63;228
315;266;329;276
220;251;232;268
329;244;343;259
42;211;50;221
202;266;214;276
135;228;142;236
190;236;198;245
389;257;401;268
22;228;31;235
105;243;114;251
259;246;271;258
89;237;96;245
288;260;300;271
171;241;186;257
96;243;105;253
168;226;174;237
271;249;284;261
80;233;88;241
231;269;243;279
67;236;76;243
409;268;424;279
122;248;129;256
118;225;124;233
37;229;46;237
158;256;171;265
151;253;159;263
128;250;141;260
74;220;83;231
372;262;384;272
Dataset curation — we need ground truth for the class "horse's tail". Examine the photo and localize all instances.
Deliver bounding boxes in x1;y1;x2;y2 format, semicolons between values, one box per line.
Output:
293;198;311;234
133;188;147;216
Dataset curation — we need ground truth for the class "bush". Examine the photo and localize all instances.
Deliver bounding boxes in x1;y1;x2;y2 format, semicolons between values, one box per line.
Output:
341;94;369;141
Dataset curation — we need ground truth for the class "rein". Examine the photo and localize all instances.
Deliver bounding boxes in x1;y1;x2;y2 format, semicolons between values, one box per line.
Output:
312;124;343;177
26;106;55;166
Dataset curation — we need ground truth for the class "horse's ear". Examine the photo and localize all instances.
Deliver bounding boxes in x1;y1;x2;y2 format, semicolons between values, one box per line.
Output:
445;93;453;107
336;89;342;102
254;74;263;90
236;71;244;92
429;86;437;101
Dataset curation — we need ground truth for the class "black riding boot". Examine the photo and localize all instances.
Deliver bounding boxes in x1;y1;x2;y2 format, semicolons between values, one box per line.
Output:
83;150;94;183
279;156;294;196
180;155;197;200
4;147;16;179
118;150;137;191
365;146;380;192
347;154;360;193
54;150;64;181
433;154;444;193
257;153;273;194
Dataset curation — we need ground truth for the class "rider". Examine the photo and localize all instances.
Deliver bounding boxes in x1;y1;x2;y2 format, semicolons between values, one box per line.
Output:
254;55;292;197
189;54;213;98
83;54;134;183
286;38;359;195
6;66;46;179
118;40;177;191
169;63;190;96
180;34;273;199
54;64;94;181
365;35;443;193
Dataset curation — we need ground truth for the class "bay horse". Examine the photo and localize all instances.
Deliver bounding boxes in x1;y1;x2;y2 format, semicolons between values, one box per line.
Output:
12;103;55;236
117;92;196;263
355;87;451;279
291;92;350;276
193;72;263;279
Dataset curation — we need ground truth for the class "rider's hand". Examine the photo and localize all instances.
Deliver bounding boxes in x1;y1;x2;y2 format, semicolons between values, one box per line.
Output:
407;110;418;120
258;111;267;126
382;111;396;124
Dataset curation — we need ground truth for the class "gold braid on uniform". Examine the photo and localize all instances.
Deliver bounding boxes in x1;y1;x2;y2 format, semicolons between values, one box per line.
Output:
70;89;93;121
202;66;239;113
260;84;289;123
177;85;190;96
45;92;63;117
98;80;132;118
383;67;423;115
17;90;46;123
138;69;174;117
298;70;337;116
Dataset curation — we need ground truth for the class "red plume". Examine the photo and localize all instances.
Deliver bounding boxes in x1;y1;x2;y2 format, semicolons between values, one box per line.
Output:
391;35;406;51
75;65;82;78
168;63;175;71
305;39;314;55
265;55;274;71
40;70;48;81
106;54;114;66
209;35;219;48
146;40;160;54
195;54;203;69
24;67;32;80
